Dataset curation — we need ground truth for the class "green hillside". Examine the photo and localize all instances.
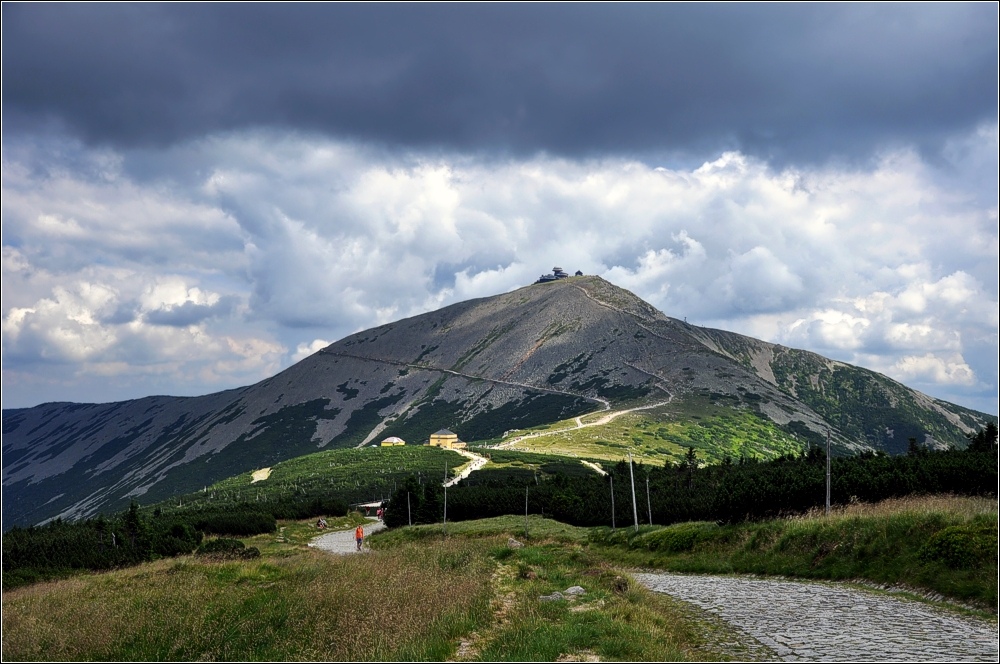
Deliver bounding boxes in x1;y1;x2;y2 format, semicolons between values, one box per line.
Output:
158;445;464;516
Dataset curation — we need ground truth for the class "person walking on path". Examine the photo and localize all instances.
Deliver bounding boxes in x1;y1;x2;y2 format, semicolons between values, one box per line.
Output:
355;524;365;551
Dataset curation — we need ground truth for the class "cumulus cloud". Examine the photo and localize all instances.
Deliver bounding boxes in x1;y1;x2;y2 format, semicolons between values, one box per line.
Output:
3;5;994;415
891;354;977;387
1;129;996;413
716;246;806;314
292;339;333;363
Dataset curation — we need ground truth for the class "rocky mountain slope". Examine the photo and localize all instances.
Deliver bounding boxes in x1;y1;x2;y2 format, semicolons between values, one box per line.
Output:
3;276;992;527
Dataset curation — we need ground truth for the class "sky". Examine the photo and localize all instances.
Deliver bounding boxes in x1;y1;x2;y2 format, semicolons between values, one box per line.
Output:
2;4;997;415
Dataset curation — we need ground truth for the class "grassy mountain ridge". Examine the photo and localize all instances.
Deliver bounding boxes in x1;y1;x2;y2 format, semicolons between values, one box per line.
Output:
3;276;994;527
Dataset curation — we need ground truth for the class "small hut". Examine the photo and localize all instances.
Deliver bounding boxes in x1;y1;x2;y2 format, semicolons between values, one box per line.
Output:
380;436;406;447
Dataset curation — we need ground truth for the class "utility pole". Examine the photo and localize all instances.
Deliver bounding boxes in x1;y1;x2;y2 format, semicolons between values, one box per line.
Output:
610;475;616;530
826;429;831;517
629;452;639;532
826;429;830;516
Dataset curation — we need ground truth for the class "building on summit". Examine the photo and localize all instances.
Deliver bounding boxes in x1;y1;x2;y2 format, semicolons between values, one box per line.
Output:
380;436;406;446
427;429;466;449
534;266;574;284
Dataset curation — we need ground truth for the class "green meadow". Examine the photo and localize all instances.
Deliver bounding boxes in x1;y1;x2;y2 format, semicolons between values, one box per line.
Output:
493;399;805;465
4;496;994;661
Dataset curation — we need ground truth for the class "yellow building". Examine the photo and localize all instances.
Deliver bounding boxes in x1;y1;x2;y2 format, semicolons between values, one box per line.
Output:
427;429;466;449
380;436;406;446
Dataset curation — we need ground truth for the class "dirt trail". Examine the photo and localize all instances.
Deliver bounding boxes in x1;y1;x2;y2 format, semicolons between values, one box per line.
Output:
491;396;671;450
318;349;611;449
445;448;489;487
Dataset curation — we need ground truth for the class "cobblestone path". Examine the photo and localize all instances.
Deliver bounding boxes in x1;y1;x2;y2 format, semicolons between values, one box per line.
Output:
634;572;998;662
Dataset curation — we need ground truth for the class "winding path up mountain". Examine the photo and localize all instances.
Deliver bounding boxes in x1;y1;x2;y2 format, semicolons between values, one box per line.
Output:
491;395;672;450
444;448;489;487
318;348;612;449
320;349;610;408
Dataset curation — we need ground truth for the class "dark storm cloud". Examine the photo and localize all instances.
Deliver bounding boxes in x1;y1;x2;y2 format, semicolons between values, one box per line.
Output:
3;3;995;163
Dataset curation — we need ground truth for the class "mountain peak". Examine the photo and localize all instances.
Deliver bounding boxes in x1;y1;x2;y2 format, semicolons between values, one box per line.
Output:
3;279;993;527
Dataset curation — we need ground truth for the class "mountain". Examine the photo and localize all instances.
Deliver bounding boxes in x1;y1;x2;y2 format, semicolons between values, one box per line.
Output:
3;276;993;527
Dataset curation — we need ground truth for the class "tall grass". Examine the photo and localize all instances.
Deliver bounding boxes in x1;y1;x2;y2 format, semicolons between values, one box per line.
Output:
374;517;763;661
592;494;998;611
465;535;759;661
2;540;492;661
372;514;590;546
3;515;753;662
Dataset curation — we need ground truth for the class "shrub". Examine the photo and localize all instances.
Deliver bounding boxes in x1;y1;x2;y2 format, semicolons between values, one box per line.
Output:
635;521;718;553
192;510;276;536
919;520;998;569
196;538;260;559
152;522;202;557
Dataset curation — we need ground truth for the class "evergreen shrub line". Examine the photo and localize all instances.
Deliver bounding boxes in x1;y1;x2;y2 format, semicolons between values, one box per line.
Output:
386;439;997;529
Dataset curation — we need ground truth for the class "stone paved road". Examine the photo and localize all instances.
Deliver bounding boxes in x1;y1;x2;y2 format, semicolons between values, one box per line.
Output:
634;572;998;662
308;518;386;554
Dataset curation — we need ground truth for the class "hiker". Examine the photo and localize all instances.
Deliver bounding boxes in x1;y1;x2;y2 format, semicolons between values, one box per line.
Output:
355;524;365;551
376;507;383;520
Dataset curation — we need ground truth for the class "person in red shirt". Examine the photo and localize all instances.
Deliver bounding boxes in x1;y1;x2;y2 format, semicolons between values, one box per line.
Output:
355;524;365;551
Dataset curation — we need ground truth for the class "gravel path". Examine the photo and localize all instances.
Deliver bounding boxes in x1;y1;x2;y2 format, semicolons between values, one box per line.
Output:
308;518;386;554
634;572;998;662
445;449;489;487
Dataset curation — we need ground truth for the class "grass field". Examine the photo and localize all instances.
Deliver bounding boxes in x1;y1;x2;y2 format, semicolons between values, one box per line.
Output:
4;496;994;661
155;445;467;515
1;515;745;662
493;399;805;466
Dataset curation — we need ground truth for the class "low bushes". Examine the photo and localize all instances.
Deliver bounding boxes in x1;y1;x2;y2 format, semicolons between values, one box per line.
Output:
190;509;276;537
196;538;260;559
919;517;998;569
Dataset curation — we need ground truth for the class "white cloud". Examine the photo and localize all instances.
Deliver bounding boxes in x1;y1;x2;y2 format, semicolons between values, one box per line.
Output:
292;338;333;363
890;353;977;387
716;246;806;314
785;310;872;351
2;127;996;413
1;265;284;405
